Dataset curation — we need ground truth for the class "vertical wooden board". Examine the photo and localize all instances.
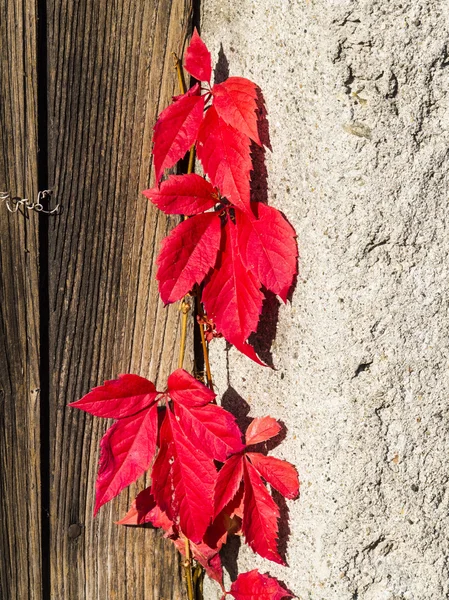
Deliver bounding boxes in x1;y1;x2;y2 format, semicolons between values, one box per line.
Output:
0;0;41;599
47;0;192;598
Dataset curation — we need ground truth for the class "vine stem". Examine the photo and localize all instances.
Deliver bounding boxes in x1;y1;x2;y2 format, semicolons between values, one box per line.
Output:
184;537;195;600
178;300;191;370
173;52;212;392
173;51;200;600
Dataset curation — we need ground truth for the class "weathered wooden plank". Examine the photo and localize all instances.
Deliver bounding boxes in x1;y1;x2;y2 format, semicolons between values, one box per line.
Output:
47;0;193;597
0;0;42;599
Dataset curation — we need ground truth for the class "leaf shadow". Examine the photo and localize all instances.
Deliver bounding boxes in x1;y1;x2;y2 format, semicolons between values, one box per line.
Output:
214;44;230;84
250;89;272;205
248;290;280;369
272;489;291;566
220;387;253;435
220;534;241;582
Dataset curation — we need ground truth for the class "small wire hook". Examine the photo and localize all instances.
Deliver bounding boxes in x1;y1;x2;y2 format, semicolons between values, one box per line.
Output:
1;189;60;215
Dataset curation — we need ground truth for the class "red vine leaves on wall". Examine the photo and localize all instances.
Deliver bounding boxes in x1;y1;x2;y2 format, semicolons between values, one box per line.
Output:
71;29;299;600
144;29;297;365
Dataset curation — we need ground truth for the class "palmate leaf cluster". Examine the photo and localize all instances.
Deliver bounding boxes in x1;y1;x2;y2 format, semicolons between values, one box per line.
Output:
71;30;299;600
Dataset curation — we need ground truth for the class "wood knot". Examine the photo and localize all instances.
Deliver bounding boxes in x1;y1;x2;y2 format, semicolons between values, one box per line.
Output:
68;523;82;539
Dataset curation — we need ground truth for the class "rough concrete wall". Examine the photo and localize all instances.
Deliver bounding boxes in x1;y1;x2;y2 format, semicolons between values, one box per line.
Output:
200;1;449;598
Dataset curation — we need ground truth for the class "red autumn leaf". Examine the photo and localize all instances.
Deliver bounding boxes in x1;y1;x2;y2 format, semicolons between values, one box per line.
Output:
167;368;216;407
245;416;282;445
149;411;174;518
174;403;244;462
143;174;217;215
151;409;216;543
214;453;245;516
212;77;261;145
197;106;252;212
69;374;159;419
228;570;293;600
238;203;298;303
152;83;205;182
203;220;263;360
117;487;174;531
156;212;222;304
242;459;284;564
94;404;159;515
167;369;243;462
246;453;299;500
184;28;212;83
226;482;245;521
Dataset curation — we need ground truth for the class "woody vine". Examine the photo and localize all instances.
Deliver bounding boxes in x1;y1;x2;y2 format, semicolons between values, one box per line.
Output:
71;30;298;600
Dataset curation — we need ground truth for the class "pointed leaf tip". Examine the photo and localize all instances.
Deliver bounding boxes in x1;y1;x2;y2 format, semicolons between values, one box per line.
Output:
152;85;204;182
229;570;293;600
69;374;159;419
143;174;216;215
184;28;212;83
94;405;159;514
245;416;281;446
212;77;261;145
167;368;216;406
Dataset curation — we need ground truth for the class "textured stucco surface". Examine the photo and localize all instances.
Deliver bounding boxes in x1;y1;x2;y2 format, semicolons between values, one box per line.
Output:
200;1;449;599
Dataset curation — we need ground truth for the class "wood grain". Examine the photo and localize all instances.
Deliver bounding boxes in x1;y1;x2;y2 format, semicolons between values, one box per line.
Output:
0;0;42;598
47;0;193;598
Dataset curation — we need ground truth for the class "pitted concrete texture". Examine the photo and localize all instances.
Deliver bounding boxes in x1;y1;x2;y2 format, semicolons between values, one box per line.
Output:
200;1;449;599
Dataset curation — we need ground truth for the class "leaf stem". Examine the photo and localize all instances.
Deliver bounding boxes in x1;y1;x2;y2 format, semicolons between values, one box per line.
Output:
173;52;187;95
178;300;191;370
184;537;195;600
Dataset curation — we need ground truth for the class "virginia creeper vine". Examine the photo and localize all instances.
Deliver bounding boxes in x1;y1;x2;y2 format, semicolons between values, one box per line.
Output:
70;30;298;600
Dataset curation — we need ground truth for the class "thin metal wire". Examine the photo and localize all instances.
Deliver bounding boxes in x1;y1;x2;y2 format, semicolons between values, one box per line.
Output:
0;190;60;214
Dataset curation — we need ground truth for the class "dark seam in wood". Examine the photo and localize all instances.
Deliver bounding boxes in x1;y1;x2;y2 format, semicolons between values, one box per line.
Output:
37;0;51;594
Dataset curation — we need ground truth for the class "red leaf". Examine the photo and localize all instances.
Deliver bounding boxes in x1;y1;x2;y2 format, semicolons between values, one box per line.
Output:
203;221;263;359
153;83;204;182
242;459;284;564
246;454;299;499
197;106;252;212
151;409;216;543
225;482;244;521
174;403;244;462
69;374;159;419
150;412;174;518
143;174;217;215
167;368;216;407
237;204;297;302
212;77;261;145
184;28;212;83
229;570;293;600
156;212;222;304
214;453;244;516
94;404;159;514
117;487;174;531
245;416;281;446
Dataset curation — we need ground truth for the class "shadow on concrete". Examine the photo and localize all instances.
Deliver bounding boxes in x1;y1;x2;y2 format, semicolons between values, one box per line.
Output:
214;44;230;84
249;290;280;368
